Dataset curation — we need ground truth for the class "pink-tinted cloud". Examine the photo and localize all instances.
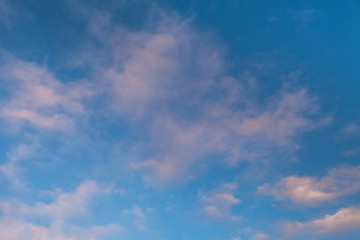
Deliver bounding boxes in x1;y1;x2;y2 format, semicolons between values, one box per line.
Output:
258;165;360;206
283;206;360;238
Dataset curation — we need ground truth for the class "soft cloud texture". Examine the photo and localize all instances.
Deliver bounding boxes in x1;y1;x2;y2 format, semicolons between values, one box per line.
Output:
0;0;358;240
258;165;360;206
0;181;123;240
122;205;147;231
0;56;92;132
0;141;39;189
0;6;322;189
283;206;360;238
199;183;241;220
252;233;269;240
55;7;322;187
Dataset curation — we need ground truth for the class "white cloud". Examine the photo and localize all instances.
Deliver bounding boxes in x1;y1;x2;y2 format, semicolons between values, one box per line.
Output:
0;181;123;240
0;219;123;240
199;183;241;220
258;165;360;206
0;56;92;132
0;181;111;219
283;206;360;237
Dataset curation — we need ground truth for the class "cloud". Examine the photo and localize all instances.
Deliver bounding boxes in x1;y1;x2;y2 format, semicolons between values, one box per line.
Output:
258;165;360;206
252;233;269;240
0;0;16;28
0;162;26;189
340;123;360;135
294;9;321;30
344;147;360;156
283;206;360;237
340;123;360;156
0;180;123;240
0;219;123;240
0;141;39;189
122;205;147;231
0;6;324;188
199;183;241;220
0;180;112;219
81;10;322;187
231;89;316;145
0;55;92;132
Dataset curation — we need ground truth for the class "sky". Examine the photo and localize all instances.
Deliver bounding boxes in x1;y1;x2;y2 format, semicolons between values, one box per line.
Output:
0;0;360;239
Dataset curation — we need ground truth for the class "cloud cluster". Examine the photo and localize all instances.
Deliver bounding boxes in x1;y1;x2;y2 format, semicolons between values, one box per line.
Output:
101;18;318;186
0;181;123;240
0;4;324;189
258;165;360;206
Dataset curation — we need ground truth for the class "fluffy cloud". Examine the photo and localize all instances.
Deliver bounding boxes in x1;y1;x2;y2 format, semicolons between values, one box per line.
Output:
0;181;123;240
0;219;123;240
0;56;92;132
283;206;360;238
257;165;360;206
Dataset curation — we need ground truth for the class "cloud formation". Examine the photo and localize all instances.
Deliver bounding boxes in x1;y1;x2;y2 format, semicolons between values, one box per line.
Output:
258;165;360;206
0;181;123;240
0;5;324;189
283;206;360;238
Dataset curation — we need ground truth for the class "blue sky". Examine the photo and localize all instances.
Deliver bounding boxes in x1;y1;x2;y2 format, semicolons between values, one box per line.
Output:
0;0;360;239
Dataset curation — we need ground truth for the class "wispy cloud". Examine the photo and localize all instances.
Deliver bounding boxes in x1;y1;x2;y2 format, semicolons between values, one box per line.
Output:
340;123;360;136
199;183;241;221
61;8;325;187
0;140;39;189
294;9;321;30
0;3;326;189
0;0;16;28
122;205;147;231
